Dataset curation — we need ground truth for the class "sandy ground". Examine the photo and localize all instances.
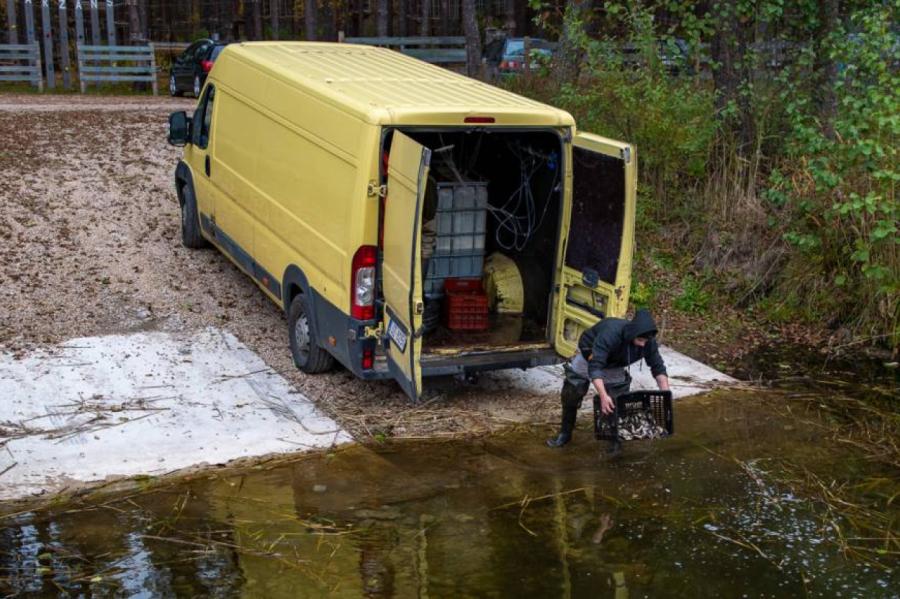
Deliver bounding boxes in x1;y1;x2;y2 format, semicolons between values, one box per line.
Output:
0;94;736;447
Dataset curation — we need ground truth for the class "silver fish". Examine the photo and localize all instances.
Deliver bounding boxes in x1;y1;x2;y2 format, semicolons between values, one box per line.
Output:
616;409;666;441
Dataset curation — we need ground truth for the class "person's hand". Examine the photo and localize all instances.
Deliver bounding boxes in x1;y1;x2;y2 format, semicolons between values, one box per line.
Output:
600;393;615;415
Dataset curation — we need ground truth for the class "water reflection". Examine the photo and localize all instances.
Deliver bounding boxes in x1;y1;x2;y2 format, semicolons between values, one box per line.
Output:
1;393;897;597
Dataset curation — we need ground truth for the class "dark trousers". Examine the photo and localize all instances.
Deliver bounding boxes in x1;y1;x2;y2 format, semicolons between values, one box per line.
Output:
561;374;631;410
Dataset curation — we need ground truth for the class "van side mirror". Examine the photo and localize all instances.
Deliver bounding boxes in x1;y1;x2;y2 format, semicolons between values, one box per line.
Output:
168;111;191;146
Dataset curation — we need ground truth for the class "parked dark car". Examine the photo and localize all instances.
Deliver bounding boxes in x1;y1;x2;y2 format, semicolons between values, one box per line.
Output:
498;38;555;74
169;39;229;97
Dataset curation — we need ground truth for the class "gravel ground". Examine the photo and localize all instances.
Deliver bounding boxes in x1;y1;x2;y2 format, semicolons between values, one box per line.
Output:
0;94;560;441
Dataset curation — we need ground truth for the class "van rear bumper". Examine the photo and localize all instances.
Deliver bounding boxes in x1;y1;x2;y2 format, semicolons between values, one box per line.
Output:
419;347;562;377
363;346;562;381
310;288;562;380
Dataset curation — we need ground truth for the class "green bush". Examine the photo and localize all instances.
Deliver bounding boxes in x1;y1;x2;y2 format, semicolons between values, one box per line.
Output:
511;1;897;350
673;275;712;314
768;4;899;345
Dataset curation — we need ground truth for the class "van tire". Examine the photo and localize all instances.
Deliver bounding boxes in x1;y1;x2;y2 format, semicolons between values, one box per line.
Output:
288;294;334;374
180;184;209;249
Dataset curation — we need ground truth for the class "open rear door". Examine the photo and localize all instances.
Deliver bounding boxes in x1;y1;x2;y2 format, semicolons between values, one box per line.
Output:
382;132;432;401
553;132;636;358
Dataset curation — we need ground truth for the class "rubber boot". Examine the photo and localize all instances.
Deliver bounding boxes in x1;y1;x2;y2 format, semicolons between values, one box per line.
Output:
546;406;578;448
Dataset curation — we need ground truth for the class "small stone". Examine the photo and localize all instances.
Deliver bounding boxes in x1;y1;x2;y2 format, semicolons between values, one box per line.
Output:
312;484;327;493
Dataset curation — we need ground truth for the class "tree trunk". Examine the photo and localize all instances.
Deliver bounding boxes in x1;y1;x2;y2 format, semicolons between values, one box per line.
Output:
388;0;394;35
419;0;429;36
814;0;839;138
6;0;17;44
234;0;244;39
304;0;317;39
127;0;141;43
397;0;407;36
440;0;449;35
376;0;388;36
269;0;279;39
247;0;262;39
291;0;300;38
514;0;528;37
556;0;590;84
710;0;755;154
138;0;149;40
461;0;480;78
504;0;515;35
320;0;334;40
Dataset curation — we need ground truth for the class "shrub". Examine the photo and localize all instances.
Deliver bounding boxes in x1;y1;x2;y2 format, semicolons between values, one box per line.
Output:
769;4;899;345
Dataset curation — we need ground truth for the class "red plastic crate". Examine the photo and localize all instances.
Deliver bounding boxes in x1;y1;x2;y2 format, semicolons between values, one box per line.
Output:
442;278;489;331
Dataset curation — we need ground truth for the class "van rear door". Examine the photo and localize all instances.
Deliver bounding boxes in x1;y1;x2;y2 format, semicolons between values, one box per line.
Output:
553;132;636;358
382;132;432;401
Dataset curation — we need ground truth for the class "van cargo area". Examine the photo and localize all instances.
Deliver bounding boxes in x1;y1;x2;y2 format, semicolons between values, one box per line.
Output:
383;128;564;356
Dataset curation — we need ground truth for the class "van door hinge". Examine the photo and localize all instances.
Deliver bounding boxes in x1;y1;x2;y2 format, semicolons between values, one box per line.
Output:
364;323;384;339
367;182;387;198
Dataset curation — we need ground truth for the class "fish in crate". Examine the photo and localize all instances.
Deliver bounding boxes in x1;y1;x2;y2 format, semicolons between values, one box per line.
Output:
594;390;674;450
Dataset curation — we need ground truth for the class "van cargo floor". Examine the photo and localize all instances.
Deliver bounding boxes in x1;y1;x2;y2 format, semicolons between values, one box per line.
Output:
423;314;546;354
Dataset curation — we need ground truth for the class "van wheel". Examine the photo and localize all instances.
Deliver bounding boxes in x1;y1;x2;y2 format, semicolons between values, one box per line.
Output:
180;184;209;249
288;294;334;374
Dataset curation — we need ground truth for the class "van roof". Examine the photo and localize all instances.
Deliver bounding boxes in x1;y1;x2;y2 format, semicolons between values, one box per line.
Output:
219;42;576;127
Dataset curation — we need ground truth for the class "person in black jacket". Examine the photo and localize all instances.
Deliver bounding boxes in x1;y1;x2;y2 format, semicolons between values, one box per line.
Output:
547;309;670;447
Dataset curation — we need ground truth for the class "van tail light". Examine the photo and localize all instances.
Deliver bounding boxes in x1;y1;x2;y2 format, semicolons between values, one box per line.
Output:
201;60;214;73
362;345;374;370
351;245;377;320
500;60;509;69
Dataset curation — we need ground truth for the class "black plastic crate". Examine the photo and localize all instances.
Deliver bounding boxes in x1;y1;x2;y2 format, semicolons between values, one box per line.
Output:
594;390;674;441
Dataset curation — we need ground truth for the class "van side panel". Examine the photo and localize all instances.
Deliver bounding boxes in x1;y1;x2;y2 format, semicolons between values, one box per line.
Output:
254;106;355;309
208;53;384;376
215;55;375;315
212;88;258;280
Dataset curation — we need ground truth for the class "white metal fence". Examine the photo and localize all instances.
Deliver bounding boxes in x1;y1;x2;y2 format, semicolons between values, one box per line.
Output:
0;41;42;90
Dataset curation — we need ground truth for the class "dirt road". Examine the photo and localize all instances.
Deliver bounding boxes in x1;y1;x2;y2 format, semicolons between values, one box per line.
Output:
0;94;568;440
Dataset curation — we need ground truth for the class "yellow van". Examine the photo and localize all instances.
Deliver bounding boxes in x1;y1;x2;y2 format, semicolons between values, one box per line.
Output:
167;42;636;401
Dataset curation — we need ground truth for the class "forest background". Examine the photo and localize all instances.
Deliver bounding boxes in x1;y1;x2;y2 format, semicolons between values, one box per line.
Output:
2;0;897;356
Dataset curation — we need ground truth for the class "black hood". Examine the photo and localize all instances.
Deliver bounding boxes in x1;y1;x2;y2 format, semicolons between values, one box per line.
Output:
624;309;658;341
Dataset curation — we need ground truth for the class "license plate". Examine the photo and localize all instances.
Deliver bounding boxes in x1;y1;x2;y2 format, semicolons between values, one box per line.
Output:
387;319;408;352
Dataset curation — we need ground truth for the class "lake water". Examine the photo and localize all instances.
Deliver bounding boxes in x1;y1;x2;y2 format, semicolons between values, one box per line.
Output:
1;384;898;598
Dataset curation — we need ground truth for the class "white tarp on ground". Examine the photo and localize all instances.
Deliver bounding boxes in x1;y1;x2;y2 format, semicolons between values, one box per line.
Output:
480;345;737;400
0;328;351;501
